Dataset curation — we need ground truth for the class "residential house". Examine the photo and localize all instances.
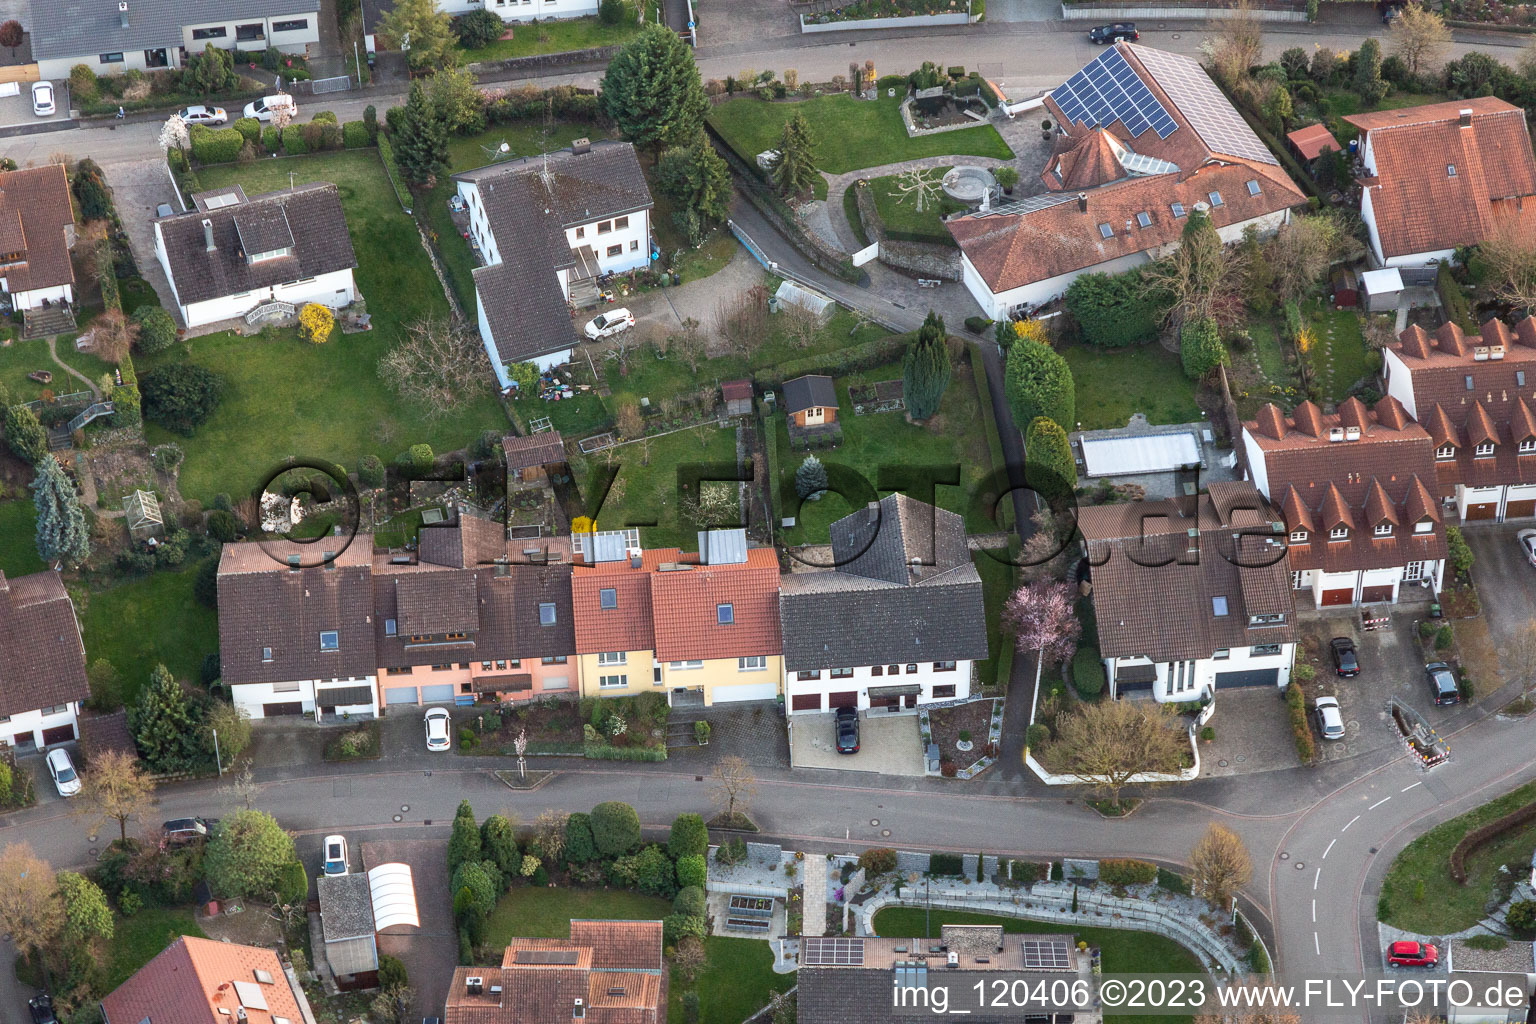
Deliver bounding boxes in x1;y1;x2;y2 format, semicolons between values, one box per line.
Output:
1385;318;1536;522
0;165;76;336
0;570;90;750
100;935;316;1024
571;529;784;707
1079;482;1297;700
453;139;653;382
153;184;358;328
444;920;665;1024
947;42;1305;319
479;0;600;22
1242;397;1447;606
217;516;579;719
1344;98;1536;269
779;495;988;714
502;430;567;484
31;0;320;80
317;873;379;989
1445;936;1536;1024
797;926;1101;1023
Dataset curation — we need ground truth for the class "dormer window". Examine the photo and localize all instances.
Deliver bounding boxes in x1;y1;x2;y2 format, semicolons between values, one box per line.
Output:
1436;444;1456;461
248;246;291;264
1415;519;1433;534
1170;202;1186;218
1249;612;1285;626
1208;191;1224;207
1523;438;1536;453
1289;530;1308;543
1374;523;1393;537
1136;212;1151;228
1246;179;1261;196
1475;441;1495;457
1098;222;1114;239
1329;526;1349;540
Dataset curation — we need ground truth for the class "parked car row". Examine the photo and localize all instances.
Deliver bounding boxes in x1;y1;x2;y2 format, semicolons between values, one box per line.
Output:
1309;631;1466;744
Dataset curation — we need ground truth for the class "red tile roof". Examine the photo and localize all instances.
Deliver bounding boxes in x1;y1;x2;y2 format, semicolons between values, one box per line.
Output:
1286;122;1340;161
101;936;305;1024
1346;98;1536;259
0;165;75;296
571;550;660;654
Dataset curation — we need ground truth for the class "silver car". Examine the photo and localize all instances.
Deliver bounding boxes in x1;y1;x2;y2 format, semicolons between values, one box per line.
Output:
1314;695;1345;741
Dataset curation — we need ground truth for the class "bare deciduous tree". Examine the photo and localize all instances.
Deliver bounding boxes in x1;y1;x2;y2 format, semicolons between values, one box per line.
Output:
779;301;821;350
89;307;138;365
1195;1006;1301;1024
603;331;641;376
531;808;568;862
1389;3;1451;78
1140;209;1250;332
671;316;706;373
1190;822;1253;908
674;935;707;983
1047;699;1185;810
1266;214;1362;301
711;755;756;826
1478;215;1536;314
378;314;492;415
1017;508;1076;583
715;285;769;356
78;749;154;843
891;166;945;214
680;480;739;530
1202;0;1263;89
0;842;62;967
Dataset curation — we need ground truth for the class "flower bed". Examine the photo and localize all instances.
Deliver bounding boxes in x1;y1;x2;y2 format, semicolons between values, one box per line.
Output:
923;698;1002;779
804;0;969;23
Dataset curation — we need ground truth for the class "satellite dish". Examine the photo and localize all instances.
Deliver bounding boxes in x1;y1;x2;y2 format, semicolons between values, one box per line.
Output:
481;139;515;162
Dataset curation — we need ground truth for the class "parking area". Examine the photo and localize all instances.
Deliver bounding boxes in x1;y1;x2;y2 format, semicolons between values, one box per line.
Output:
1199;689;1300;776
101;158;183;317
0;79;71;129
362;839;453;1023
1462;524;1536;657
789;711;925;775
668;702;789;769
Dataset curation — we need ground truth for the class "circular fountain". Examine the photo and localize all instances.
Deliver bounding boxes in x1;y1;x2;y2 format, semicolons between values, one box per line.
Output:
942;165;998;203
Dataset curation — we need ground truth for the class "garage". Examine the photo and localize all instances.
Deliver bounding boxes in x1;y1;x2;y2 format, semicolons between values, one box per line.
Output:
828;690;858;709
1214;668;1280;688
1360;585;1395;604
1320;588;1354;606
263;701;304;717
1507;499;1536;519
791;693;822;711
711;681;779;703
419;684;455;704
41;723;75;745
1465;502;1498;521
383;686;418;706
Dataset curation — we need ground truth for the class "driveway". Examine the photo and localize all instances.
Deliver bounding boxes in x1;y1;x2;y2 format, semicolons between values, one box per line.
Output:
1462;524;1536;659
667;701;789;769
101;158;182;319
0;80;71;131
1199;689;1299;777
789;711;924;775
362;839;454;1022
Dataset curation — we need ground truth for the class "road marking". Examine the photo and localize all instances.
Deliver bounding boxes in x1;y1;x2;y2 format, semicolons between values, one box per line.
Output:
1323;838;1337;859
1342;814;1361;832
1402;781;1423;792
1369;797;1391;810
1312;899;1316;922
1313;866;1321;890
1315;932;1321;955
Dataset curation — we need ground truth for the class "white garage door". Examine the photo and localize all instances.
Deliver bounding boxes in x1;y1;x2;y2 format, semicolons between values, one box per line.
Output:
383;686;418;705
419;684;455;704
710;681;779;703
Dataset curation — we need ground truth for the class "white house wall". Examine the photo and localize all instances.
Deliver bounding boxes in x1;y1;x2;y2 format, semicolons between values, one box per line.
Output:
0;702;80;750
482;0;600;23
3;283;72;311
785;661;972;713
1107;644;1293;702
179;267;356;328
231;677;378;719
562;209;650;275
37;15;318;79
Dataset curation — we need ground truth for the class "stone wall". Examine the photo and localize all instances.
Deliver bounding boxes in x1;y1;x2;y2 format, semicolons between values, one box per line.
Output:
852;182;963;282
467;44;621;78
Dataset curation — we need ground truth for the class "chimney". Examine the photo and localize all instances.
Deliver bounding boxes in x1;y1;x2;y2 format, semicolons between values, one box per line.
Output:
866;500;880;525
466;977;484;996
571;137;590;155
1077;192;1088;214
118;0;128;28
573;999;586;1020
628;548;641;569
1459;108;1473;127
236;1010;247;1023
202;218;215;252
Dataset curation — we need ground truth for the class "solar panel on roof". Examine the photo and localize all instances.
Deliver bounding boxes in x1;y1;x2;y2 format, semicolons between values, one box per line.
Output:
514;950;581;965
1130;45;1276;165
1021;939;1073;970
802;937;865;966
1050;48;1178;141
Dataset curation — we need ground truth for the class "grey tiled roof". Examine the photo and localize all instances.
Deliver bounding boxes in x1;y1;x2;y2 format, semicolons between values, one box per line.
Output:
453;141;653;228
30;0;316;62
156;183;356;307
471;261;580;365
233;204;296;256
781;374;836;415
830;494;971;586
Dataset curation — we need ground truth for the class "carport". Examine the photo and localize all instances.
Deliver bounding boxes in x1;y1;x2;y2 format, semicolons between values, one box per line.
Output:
789;711;924;775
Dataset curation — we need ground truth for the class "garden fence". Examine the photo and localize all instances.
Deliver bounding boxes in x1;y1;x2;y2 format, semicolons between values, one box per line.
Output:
311;75;352;95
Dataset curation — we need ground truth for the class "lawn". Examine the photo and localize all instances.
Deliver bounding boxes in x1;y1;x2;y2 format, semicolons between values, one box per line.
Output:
872;907;1202;1024
78;564;219;706
667;935;792;1024
149;151;505;501
866;169;965;246
973;547;1016;689
1301;299;1371;402
1378;778;1536;934
768;355;997;545
569;423;739;550
53;335;116;392
459;7;647;62
707;93;1014;175
0;500;44;577
1060;342;1203;430
106;906;207;990
482;886;671;946
0;335;75;405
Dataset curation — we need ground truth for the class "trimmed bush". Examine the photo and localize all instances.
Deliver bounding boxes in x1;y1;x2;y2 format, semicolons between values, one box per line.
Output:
1434;625;1453;651
668;812;709;859
343;120;370;149
591;801;642;857
189;125;244;165
663;913;706;946
564;811;597;864
929;852;963;876
1179;317;1227;380
1025;723;1049;750
356;454;385;488
282;125;307;155
1285;682;1315;762
262;126;280;153
1098;858;1158;886
1065;268;1162;348
1070;646;1104;700
455;8;505;47
134;306;178;354
858;848;897;875
1005;338;1075;434
676;853;706;890
673;885;706;918
1507;900;1536;935
232;117;261;143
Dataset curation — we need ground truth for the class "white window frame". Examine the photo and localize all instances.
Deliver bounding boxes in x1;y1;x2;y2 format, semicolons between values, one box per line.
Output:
1374;523;1393;537
1522;438;1536;453
319;630;339;652
1476;441;1495;457
1415;520;1433;534
1330;526;1349;540
1436;444;1456;460
1289;530;1307;543
738;656;767;671
597;651;627;666
1403;561;1424;581
668;660;704;671
598;674;628;688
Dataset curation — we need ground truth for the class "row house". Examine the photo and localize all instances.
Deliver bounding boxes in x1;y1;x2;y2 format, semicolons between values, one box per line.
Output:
1242;397;1447;607
779;495;989;715
1079;482;1298;701
570;530;784;708
1385;318;1536;523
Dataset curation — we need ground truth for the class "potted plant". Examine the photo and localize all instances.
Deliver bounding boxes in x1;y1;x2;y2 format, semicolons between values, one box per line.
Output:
993;166;1019;196
694;720;711;745
1041;118;1053;141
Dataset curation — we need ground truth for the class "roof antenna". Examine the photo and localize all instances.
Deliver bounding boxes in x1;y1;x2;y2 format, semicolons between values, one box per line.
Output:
289;170;295;192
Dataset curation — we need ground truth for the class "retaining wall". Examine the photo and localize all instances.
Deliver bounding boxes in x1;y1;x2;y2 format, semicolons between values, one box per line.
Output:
800;11;970;32
1059;2;1306;19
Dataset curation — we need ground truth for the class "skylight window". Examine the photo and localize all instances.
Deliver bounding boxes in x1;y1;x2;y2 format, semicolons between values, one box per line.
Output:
1098;222;1114;239
1136;211;1151;228
319;631;339;652
599;587;617;609
1246;179;1261;196
1448;164;1457;177
1208;191;1224;207
1170;201;1186;218
1212;596;1228;617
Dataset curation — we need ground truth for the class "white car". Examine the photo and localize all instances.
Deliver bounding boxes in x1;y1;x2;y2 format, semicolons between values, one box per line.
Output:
242;94;296;123
322;834;349;876
178;104;228;125
1314;696;1345;742
31;81;55;117
1518;529;1536;567
46;747;80;797
424;707;451;752
584;308;635;340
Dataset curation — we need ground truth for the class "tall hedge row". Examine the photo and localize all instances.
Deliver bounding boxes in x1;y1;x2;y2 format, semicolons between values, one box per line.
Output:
1065;269;1162;348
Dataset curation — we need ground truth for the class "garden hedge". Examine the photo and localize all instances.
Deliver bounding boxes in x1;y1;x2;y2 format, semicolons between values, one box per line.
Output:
189;124;243;164
1065;269;1161;348
753;331;913;388
1098;858;1158;886
232;117;261;143
1004;338;1074;434
1285;682;1315;763
1448;799;1536;883
929;852;964;876
342;120;370;149
282;125;307;155
1071;646;1104;700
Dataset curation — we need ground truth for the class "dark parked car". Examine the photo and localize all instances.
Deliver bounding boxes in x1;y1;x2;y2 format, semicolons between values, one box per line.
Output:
835;706;860;754
1329;637;1360;677
29;995;58;1024
1425;662;1460;706
1088;22;1139;43
162;817;217;844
